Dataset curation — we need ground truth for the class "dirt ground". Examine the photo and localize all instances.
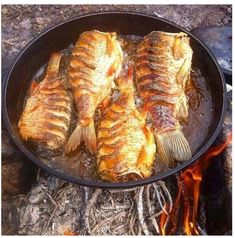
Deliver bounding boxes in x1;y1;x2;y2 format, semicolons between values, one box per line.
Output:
2;5;232;76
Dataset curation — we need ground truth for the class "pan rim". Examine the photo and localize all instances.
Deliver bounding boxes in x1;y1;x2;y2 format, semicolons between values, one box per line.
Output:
2;11;227;189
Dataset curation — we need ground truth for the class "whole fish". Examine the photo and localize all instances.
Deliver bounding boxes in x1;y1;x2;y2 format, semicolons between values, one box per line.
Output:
136;31;193;166
18;52;73;150
66;30;123;154
97;66;156;182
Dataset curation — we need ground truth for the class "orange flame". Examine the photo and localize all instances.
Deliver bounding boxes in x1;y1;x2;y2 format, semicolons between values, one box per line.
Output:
167;183;182;235
159;132;232;235
159;204;169;235
181;132;232;235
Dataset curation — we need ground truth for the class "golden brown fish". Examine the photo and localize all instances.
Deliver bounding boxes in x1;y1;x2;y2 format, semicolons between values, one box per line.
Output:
18;52;73;150
97;66;156;182
66;30;123;154
136;31;193;166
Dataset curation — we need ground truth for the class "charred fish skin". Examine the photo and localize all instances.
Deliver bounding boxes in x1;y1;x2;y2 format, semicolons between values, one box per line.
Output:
136;31;193;166
97;66;156;182
66;30;123;154
18;52;73;150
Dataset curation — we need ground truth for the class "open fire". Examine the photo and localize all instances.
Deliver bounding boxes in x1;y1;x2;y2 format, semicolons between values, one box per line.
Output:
160;132;232;235
2;131;232;235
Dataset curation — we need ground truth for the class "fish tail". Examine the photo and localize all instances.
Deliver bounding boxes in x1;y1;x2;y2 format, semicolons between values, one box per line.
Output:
65;119;97;154
65;124;83;154
82;119;97;154
155;129;191;166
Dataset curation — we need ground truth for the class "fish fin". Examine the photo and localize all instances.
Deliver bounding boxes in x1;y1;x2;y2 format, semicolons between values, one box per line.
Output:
106;62;116;78
47;52;62;74
173;33;188;60
65;119;97;154
98;96;110;111
82;119;97;154
60;74;71;89
155;130;191;166
29;80;39;95
106;33;116;57
140;103;149;120
106;40;122;78
143;125;155;145
132;109;144;122
177;93;188;122
176;58;191;87
136;144;154;179
65;124;83;154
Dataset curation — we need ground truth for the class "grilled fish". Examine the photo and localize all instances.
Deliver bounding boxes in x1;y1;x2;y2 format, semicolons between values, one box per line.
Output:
18;52;73;150
136;31;193;166
97;66;156;182
66;30;123;154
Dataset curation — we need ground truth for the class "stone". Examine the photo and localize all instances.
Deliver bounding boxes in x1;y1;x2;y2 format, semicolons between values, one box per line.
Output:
1;200;20;235
222;17;229;25
2;7;8;15
227;7;232;14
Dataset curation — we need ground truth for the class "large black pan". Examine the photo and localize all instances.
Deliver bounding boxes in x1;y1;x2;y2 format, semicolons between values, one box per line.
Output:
2;12;227;188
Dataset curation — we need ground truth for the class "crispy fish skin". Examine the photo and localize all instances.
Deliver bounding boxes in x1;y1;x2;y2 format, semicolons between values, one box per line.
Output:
18;53;73;150
97;66;156;182
136;31;193;166
66;30;123;154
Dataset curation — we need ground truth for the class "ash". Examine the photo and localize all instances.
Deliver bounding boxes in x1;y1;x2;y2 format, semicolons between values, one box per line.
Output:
14;171;172;235
18;172;82;235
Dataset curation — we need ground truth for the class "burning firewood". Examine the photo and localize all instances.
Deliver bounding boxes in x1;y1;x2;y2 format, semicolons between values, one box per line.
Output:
158;132;232;235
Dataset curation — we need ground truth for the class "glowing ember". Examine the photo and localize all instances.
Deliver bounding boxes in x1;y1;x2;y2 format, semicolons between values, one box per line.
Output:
159;132;232;235
63;229;78;236
57;226;78;236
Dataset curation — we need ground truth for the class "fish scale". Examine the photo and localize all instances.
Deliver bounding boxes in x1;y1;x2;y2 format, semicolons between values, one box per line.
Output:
18;52;73;150
136;31;193;166
65;30;123;154
97;67;156;182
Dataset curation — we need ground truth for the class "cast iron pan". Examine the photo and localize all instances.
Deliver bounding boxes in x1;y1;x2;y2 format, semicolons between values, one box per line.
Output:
2;12;227;188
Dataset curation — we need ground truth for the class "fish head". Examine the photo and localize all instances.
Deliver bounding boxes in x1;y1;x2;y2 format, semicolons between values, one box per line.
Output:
173;32;193;61
105;34;124;80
